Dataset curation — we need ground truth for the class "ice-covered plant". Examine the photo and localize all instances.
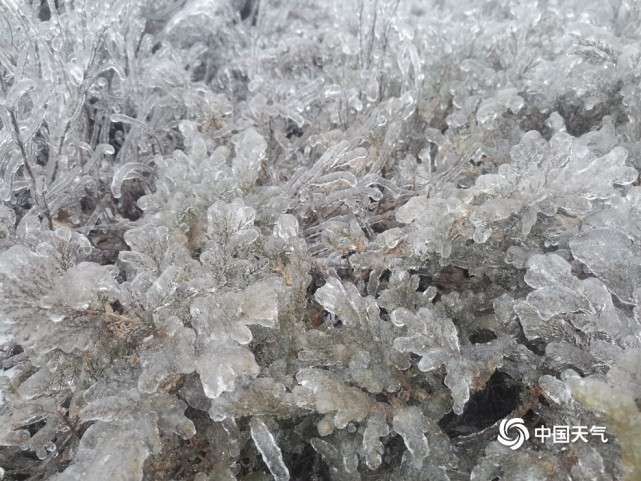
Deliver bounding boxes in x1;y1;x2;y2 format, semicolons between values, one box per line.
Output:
2;0;641;480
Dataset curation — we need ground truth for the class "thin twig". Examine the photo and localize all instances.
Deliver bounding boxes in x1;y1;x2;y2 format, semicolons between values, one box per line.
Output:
0;76;54;229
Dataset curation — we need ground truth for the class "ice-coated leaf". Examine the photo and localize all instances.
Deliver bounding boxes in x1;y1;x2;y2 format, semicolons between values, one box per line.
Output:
513;300;572;343
377;269;435;312
2;0;641;479
444;358;476;416
313;171;358;191
470;131;638;240
395;195;426;224
570;445;612;481
305;277;405;393
2;391;57;427
310;437;360;481
83;143;115;173
193;422;239;481
568;376;641;480
315;277;370;327
221;417;242;459
518;253;633;343
376;227;405;249
274;213;299;240
138;316;197;393
142;264;181;311
320;219;368;254
232;127;267;184
190;279;280;343
524;253;577;290
570;229;641;304
4;79;38;108
36;228;93;264
546;341;598;374
526;286;592;321
360;411;390;470
396;195;465;258
120;224;192;277
51;423;149;481
45;262;120;313
538;375;572;405
156;401;198;441
299;329;405;394
605;348;641;401
15;368;54;401
392;307;460;367
80;389;195;443
393;406;429;465
250;417;290;481
110;162;154;198
0;238;119;354
476;99;504;127
208;377;305;421
196;341;260;399
206;198;258;248
295;368;372;432
392;306;480;414
0;203;16;236
305;334;402;395
91;392;190;443
476;174;510;195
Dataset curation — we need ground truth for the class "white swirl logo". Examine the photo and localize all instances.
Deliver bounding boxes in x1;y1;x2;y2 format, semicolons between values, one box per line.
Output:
497;418;529;450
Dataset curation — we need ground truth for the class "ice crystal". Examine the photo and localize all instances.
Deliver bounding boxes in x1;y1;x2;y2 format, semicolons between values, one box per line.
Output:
515;253;640;346
471;131;637;241
250;417;290;481
304;277;409;393
0;229;118;358
391;306;477;414
396;195;466;259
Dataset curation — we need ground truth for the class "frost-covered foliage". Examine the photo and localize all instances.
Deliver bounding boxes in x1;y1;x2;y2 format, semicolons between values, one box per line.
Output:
1;0;641;480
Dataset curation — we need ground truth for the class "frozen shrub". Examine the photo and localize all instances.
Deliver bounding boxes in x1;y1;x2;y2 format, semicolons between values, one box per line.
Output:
1;0;641;480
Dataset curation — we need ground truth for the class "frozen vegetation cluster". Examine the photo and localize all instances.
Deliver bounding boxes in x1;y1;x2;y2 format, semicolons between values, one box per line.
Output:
2;0;641;479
